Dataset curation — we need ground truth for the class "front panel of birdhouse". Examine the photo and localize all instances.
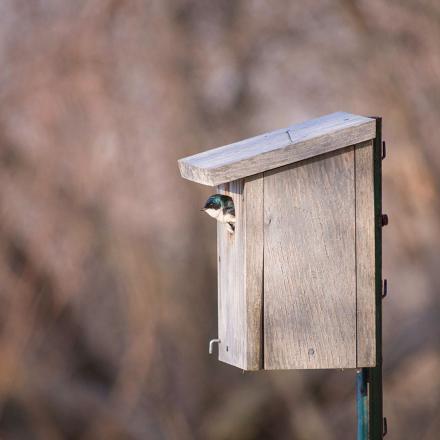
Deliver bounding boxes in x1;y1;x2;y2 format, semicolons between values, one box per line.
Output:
216;141;375;370
216;175;264;370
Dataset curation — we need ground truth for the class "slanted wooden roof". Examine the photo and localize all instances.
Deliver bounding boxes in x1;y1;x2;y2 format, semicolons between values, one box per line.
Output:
178;112;376;186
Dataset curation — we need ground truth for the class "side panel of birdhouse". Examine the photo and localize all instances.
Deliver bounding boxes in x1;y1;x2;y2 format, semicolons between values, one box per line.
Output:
355;140;376;367
263;147;357;369
217;174;263;370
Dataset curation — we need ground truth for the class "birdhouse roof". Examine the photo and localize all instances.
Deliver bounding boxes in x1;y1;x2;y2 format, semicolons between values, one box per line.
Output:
178;112;376;186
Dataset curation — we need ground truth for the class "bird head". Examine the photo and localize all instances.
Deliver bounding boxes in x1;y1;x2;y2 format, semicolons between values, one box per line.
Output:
201;194;229;219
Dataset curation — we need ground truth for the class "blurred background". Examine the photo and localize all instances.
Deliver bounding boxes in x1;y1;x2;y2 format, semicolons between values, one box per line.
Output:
0;0;439;439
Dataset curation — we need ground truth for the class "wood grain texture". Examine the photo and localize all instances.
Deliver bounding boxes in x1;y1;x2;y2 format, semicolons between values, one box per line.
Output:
244;174;264;368
179;112;375;186
355;140;376;367
217;175;263;370
217;179;245;369
263;147;357;369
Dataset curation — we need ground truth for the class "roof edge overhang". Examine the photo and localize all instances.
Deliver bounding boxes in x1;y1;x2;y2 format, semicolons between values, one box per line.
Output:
178;112;376;186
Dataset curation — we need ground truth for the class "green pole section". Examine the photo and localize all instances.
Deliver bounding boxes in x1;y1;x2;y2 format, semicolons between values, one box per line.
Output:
356;369;369;440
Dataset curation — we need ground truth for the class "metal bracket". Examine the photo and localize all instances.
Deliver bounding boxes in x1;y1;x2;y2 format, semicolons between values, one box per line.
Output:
209;338;221;354
382;279;388;299
382;141;386;160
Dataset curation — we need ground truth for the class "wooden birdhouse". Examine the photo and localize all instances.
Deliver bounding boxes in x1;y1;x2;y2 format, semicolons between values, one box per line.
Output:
178;112;381;371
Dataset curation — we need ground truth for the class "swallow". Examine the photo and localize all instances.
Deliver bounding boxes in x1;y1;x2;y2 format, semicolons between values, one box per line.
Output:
201;194;235;233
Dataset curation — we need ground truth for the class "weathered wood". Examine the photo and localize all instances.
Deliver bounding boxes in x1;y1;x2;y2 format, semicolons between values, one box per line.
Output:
244;174;264;369
179;112;375;186
217;175;263;370
263;148;357;369
217;179;245;368
355;140;376;367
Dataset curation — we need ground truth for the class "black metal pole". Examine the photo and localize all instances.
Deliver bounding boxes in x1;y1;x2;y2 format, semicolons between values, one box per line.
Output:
356;116;385;439
369;116;384;439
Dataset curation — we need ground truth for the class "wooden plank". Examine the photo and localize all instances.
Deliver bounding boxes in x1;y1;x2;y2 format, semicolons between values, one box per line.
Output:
217;175;263;370
263;147;357;369
217;179;245;368
244;174;264;369
217;177;263;370
178;112;376;186
355;140;376;367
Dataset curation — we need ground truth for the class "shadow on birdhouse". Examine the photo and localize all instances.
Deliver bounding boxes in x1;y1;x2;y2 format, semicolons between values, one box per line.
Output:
178;112;380;371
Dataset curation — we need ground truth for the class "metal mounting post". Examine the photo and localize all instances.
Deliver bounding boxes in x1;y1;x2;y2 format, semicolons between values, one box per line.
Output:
357;117;385;439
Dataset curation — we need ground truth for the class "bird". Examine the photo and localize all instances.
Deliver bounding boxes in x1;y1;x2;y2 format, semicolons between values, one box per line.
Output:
201;194;235;233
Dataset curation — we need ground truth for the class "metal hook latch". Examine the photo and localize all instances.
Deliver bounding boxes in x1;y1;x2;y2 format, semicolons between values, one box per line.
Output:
209;339;221;354
382;141;387;160
382;279;388;299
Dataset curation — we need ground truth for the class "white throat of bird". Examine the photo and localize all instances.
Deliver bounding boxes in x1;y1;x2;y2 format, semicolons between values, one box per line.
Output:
205;208;220;220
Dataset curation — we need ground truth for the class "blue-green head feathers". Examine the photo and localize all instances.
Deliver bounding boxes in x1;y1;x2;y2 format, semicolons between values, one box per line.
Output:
202;194;234;211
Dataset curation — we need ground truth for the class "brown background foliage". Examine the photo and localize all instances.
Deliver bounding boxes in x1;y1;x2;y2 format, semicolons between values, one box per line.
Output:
0;1;439;439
